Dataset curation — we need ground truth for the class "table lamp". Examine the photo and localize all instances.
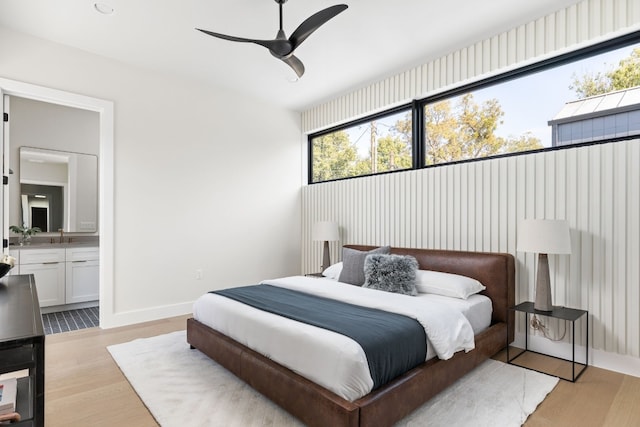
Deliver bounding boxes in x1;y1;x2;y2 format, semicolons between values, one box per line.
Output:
312;221;339;272
517;219;571;311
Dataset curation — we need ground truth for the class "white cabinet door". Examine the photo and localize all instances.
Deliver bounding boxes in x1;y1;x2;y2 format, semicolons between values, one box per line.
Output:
65;259;99;303
20;262;66;307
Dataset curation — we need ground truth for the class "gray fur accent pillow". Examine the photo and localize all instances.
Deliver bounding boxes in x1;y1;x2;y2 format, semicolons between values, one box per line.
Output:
338;246;391;286
363;254;419;296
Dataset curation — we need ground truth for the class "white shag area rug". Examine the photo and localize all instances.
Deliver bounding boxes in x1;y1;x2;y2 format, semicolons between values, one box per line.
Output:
107;330;558;427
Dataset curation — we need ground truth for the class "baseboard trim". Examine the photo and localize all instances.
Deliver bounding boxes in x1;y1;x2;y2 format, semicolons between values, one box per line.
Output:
41;300;98;314
100;301;193;329
514;332;640;378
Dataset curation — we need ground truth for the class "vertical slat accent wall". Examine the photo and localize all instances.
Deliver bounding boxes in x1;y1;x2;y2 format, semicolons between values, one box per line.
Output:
301;0;640;357
303;140;640;355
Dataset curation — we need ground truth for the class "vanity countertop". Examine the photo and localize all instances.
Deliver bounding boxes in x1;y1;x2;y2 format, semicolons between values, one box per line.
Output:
9;242;99;250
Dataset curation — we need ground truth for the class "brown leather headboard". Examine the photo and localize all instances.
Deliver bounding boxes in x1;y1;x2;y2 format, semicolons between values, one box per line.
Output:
344;245;515;329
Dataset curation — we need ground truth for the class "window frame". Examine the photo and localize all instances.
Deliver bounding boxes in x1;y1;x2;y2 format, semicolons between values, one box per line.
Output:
307;103;413;184
308;30;640;184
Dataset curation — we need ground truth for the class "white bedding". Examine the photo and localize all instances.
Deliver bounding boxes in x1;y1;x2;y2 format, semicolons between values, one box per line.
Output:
192;276;492;401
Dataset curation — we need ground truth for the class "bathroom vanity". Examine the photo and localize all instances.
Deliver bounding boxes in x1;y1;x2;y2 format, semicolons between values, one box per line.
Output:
9;244;98;311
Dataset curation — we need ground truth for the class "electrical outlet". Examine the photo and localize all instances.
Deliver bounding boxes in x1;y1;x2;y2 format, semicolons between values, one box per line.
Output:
195;269;203;280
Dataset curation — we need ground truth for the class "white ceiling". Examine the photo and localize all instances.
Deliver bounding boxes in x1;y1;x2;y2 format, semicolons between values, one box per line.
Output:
0;0;581;112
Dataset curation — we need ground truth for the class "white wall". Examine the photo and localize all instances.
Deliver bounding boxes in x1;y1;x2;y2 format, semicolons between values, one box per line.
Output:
301;0;640;377
0;26;302;327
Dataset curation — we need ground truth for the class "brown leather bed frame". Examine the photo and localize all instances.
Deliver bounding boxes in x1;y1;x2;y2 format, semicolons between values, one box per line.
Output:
187;245;515;427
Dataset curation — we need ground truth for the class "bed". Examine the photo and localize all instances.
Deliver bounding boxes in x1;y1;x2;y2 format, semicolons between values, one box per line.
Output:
187;245;515;426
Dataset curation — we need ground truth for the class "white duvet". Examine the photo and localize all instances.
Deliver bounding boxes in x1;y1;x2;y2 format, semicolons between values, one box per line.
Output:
193;276;482;401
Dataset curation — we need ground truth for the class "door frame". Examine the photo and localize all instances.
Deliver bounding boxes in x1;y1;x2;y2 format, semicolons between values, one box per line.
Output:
0;77;114;328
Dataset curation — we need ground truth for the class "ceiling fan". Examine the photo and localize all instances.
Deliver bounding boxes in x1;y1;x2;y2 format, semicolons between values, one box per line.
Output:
196;0;348;78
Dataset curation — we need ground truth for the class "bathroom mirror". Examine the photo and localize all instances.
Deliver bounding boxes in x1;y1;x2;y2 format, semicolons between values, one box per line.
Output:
19;147;98;233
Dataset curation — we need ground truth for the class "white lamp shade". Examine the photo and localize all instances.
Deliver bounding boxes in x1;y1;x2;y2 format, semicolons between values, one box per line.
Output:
312;221;339;241
517;219;571;254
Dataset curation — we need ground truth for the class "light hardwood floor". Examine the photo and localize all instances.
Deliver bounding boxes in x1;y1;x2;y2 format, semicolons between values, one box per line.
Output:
45;315;190;427
493;349;640;426
45;315;640;426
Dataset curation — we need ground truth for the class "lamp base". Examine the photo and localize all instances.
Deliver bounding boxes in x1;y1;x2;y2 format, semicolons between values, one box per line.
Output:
534;253;553;312
321;241;331;272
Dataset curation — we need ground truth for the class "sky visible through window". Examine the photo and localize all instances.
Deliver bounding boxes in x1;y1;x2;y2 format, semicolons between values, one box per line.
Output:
461;44;636;147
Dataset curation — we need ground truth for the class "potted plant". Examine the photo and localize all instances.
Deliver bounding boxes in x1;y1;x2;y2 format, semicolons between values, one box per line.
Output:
9;225;42;246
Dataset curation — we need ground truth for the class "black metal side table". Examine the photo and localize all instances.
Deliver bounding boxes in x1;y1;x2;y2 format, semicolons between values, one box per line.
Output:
507;301;588;382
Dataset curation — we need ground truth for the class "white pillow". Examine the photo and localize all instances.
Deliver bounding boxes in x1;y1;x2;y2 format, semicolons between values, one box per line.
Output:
321;262;343;280
415;270;486;299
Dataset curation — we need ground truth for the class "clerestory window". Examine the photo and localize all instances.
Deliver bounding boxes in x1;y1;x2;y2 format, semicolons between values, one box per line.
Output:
308;32;640;184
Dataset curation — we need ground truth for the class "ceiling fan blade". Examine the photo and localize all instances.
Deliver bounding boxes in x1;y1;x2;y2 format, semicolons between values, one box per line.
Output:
198;3;346;79
196;28;280;52
289;4;348;50
281;55;305;78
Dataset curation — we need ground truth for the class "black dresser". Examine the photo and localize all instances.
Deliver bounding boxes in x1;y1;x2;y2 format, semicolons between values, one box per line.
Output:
0;274;45;426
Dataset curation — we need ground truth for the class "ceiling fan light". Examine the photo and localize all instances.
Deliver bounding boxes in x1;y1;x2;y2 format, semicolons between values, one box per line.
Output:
94;3;114;15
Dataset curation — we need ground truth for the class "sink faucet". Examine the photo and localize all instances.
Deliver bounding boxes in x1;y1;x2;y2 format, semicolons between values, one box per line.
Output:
58;228;64;244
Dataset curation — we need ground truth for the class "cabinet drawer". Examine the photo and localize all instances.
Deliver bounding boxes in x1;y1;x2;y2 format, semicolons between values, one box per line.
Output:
66;247;99;262
19;248;65;265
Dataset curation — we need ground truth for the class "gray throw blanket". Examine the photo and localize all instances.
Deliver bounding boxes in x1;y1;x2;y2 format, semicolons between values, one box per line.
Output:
212;284;427;390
